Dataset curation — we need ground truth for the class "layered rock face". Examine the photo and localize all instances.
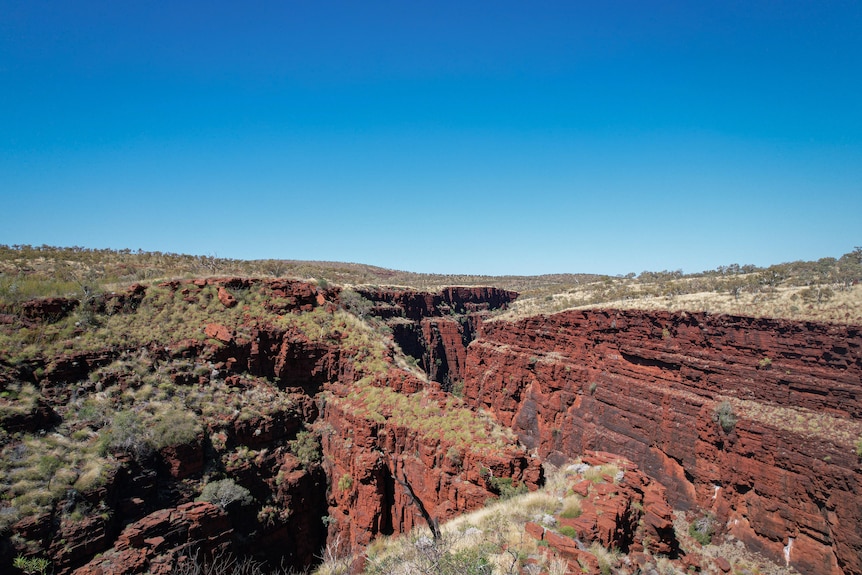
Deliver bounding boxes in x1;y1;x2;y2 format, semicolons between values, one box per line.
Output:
464;309;862;575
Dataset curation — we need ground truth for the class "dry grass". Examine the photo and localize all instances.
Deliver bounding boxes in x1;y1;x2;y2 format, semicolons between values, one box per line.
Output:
0;429;116;529
4;245;861;331
334;381;518;455
718;396;862;450
498;281;862;325
348;462;634;575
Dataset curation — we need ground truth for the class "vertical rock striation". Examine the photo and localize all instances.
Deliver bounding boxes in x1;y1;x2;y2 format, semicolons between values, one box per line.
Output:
356;286;516;387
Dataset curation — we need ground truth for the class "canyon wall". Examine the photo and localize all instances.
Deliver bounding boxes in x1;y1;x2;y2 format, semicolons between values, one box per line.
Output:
6;281;862;574
320;385;542;558
356;286;516;387
463;309;862;575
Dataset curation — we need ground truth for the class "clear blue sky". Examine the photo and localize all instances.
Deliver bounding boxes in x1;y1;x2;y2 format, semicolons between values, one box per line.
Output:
2;1;860;275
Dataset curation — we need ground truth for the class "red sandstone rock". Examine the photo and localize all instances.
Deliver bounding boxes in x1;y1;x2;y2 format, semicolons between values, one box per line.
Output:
463;309;862;575
74;502;232;575
158;437;205;479
93;283;148;315
6;282;860;575
544;528;580;556
217;286;237;307
46;515;113;573
204;322;233;343
358;286;515;387
525;521;545;540
21;296;79;321
320;376;542;553
0;398;59;432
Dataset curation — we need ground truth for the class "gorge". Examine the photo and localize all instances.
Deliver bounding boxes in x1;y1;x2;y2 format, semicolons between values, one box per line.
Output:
0;279;860;575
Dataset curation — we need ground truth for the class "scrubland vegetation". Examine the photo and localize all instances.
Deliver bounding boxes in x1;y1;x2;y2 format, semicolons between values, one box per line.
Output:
2;244;860;325
499;248;862;323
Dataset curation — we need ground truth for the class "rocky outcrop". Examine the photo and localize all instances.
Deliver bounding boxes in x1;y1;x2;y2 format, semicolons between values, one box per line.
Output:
11;284;148;325
2;280;538;574
72;502;233;575
20;297;79;322
524;452;679;572
7;278;860;575
464;309;862;575
0;398;59;433
356;286;516;321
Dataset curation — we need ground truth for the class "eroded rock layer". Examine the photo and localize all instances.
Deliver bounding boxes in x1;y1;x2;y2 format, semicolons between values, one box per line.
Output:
464;309;862;575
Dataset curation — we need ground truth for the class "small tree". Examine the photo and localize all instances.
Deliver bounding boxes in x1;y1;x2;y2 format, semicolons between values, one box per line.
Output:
688;514;716;545
199;478;253;509
338;473;354;491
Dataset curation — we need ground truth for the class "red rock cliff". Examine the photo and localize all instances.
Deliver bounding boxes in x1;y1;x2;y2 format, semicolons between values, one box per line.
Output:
320;370;543;558
464;309;862;575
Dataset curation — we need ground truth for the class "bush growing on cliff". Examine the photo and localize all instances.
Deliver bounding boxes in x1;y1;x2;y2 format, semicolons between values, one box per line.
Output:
713;400;737;433
174;550;302;575
199;478;253;509
150;407;201;449
289;430;321;468
488;477;528;500
13;555;50;575
688;514;716;546
855;437;862;458
338;473;354;491
559;496;582;519
102;410;153;459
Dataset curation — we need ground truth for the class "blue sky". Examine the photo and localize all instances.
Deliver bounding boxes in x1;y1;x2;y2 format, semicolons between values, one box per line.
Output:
2;1;860;275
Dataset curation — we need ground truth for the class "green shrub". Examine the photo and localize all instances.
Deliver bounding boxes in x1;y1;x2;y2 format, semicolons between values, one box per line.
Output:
489;476;528;500
150;407;200;449
104;410;152;459
713;400;737;433
558;525;577;539
337;473;353;491
560;497;582;519
13;555;50;575
688;514;715;546
855;437;862;458
288;430;321;468
199;478;253;509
